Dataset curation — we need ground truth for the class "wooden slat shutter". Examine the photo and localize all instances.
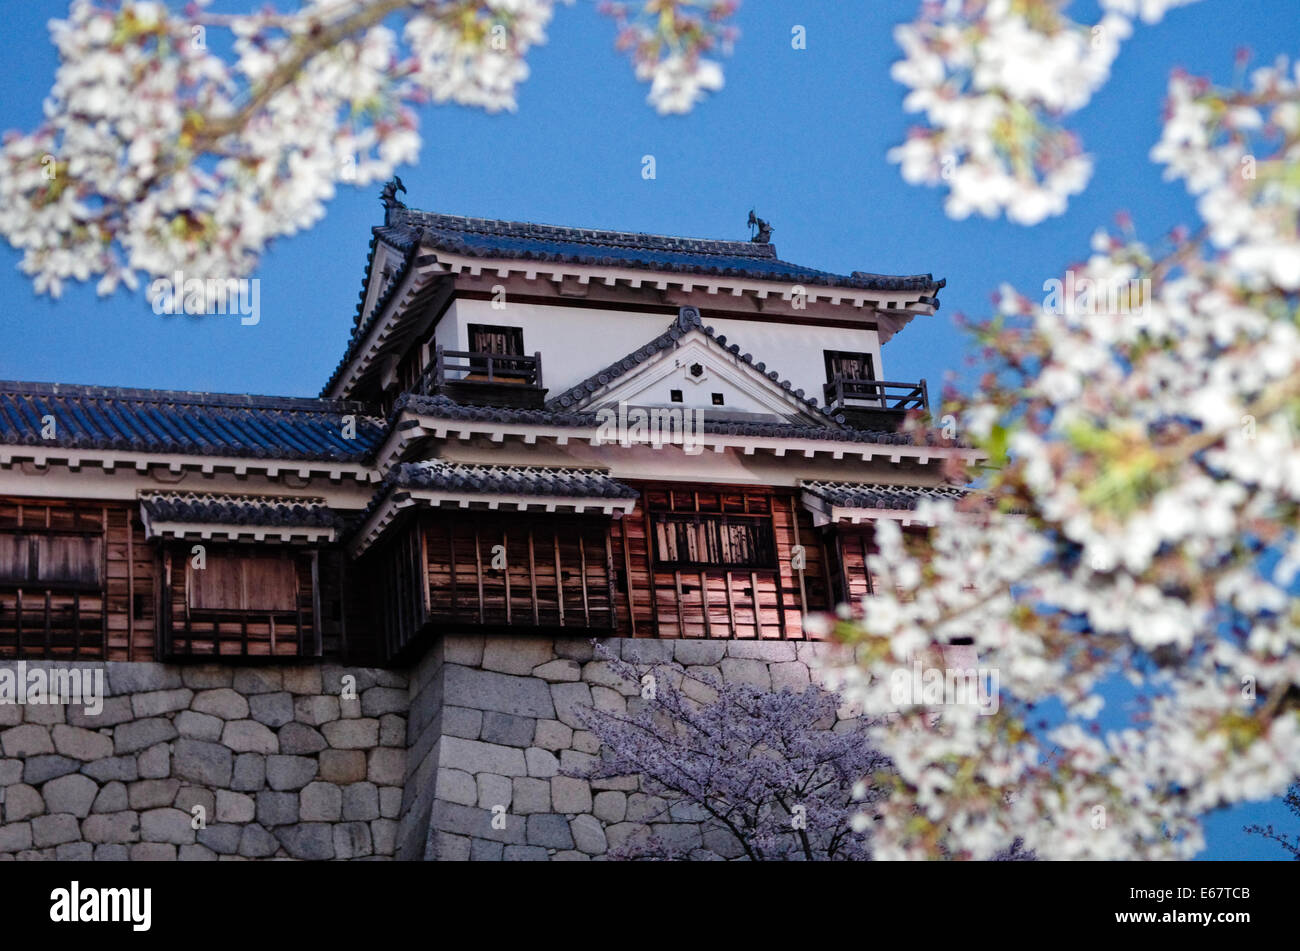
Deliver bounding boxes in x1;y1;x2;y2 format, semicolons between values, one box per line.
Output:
244;556;298;611
0;533;30;582
36;535;101;585
191;554;243;610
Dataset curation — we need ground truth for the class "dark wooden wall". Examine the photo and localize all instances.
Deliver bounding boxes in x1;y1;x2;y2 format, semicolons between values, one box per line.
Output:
161;545;328;660
0;496;354;663
0;498;156;661
2;488;881;666
612;483;834;639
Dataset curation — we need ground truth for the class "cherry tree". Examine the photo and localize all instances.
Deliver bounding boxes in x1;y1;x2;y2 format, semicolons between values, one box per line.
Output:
0;0;738;298
823;26;1300;857
571;647;890;861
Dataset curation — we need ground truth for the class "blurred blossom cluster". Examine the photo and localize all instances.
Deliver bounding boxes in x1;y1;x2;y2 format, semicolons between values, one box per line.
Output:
0;0;738;299
827;55;1300;859
599;0;738;114
889;0;1203;224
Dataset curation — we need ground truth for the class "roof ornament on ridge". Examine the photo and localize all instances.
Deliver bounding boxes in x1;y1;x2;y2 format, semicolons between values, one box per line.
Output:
380;176;407;220
747;209;773;244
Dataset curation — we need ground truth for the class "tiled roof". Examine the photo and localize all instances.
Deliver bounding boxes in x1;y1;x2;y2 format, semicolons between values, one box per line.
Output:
396;392;936;446
390;461;638;499
139;491;338;528
325;198;944;398
0;381;384;462
546;306;844;422
387;208;945;293
800;480;967;510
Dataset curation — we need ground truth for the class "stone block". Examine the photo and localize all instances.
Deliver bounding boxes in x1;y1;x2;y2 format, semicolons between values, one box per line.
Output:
130;688;193;718
480;711;535;748
173;738;233;787
278;722;328;755
249;692;295;728
24;756;80;785
511;777;550;815
361;687;407;717
32;813;80;848
221;720;278;754
1;724;53;758
137;741;171;779
81;812;140;845
275;823;335;860
40;773;97;818
476;773;512;812
443;666;555;719
3;784;44;822
550;682;593;729
551;775;593;816
570;814;608;855
440;737;527;777
113;718;177;754
191;688;250;720
533;719;572;751
593;791;627;823
482;636;553;675
261;753;316;792
367;748;405;786
231;753;266;791
321;718;379;750
319;749;367;784
299;782;342;821
128;779;181;810
50;724;114;761
216;789;256;824
91;781;128;814
526;813;574;850
293;695;341;726
342;782;379;821
140;807;196;845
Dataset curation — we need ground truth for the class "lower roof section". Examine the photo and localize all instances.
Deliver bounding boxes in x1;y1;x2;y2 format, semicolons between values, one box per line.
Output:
350;461;638;557
139;491;339;543
799;479;966;526
0;381;384;464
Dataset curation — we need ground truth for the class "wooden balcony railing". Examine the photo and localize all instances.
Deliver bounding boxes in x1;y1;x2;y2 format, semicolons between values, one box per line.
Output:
823;377;929;413
414;346;547;409
419;346;543;390
822;377;928;430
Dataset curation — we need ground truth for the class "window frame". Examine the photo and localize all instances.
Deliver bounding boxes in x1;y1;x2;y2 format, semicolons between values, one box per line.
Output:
0;528;104;591
823;350;876;383
184;547;302;614
649;511;778;571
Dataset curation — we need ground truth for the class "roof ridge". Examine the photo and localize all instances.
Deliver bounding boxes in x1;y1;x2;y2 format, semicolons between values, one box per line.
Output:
138;490;330;503
395;208;778;259
0;380;378;416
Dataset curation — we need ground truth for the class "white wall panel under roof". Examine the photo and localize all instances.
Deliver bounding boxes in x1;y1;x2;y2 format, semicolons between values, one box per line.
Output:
441;298;886;408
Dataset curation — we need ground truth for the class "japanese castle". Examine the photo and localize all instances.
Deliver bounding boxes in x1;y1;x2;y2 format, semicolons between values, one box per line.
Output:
0;184;962;666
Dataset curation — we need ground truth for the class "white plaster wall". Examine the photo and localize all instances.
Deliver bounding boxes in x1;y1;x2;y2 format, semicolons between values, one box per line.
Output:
439;299;887;405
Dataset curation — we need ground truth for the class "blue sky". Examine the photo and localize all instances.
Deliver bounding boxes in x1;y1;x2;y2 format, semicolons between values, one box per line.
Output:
1;0;1297;858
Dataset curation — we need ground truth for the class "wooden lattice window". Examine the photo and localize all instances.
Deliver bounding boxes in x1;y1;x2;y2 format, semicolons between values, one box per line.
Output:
651;513;776;570
824;350;875;383
467;324;529;378
0;531;102;587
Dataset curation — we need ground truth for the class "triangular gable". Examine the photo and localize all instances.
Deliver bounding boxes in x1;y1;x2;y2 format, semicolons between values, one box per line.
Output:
545;308;844;428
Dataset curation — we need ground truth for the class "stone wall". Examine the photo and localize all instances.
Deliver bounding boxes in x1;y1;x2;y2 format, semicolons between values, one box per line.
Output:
1;638;853;861
399;635;850;861
0;662;407;860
